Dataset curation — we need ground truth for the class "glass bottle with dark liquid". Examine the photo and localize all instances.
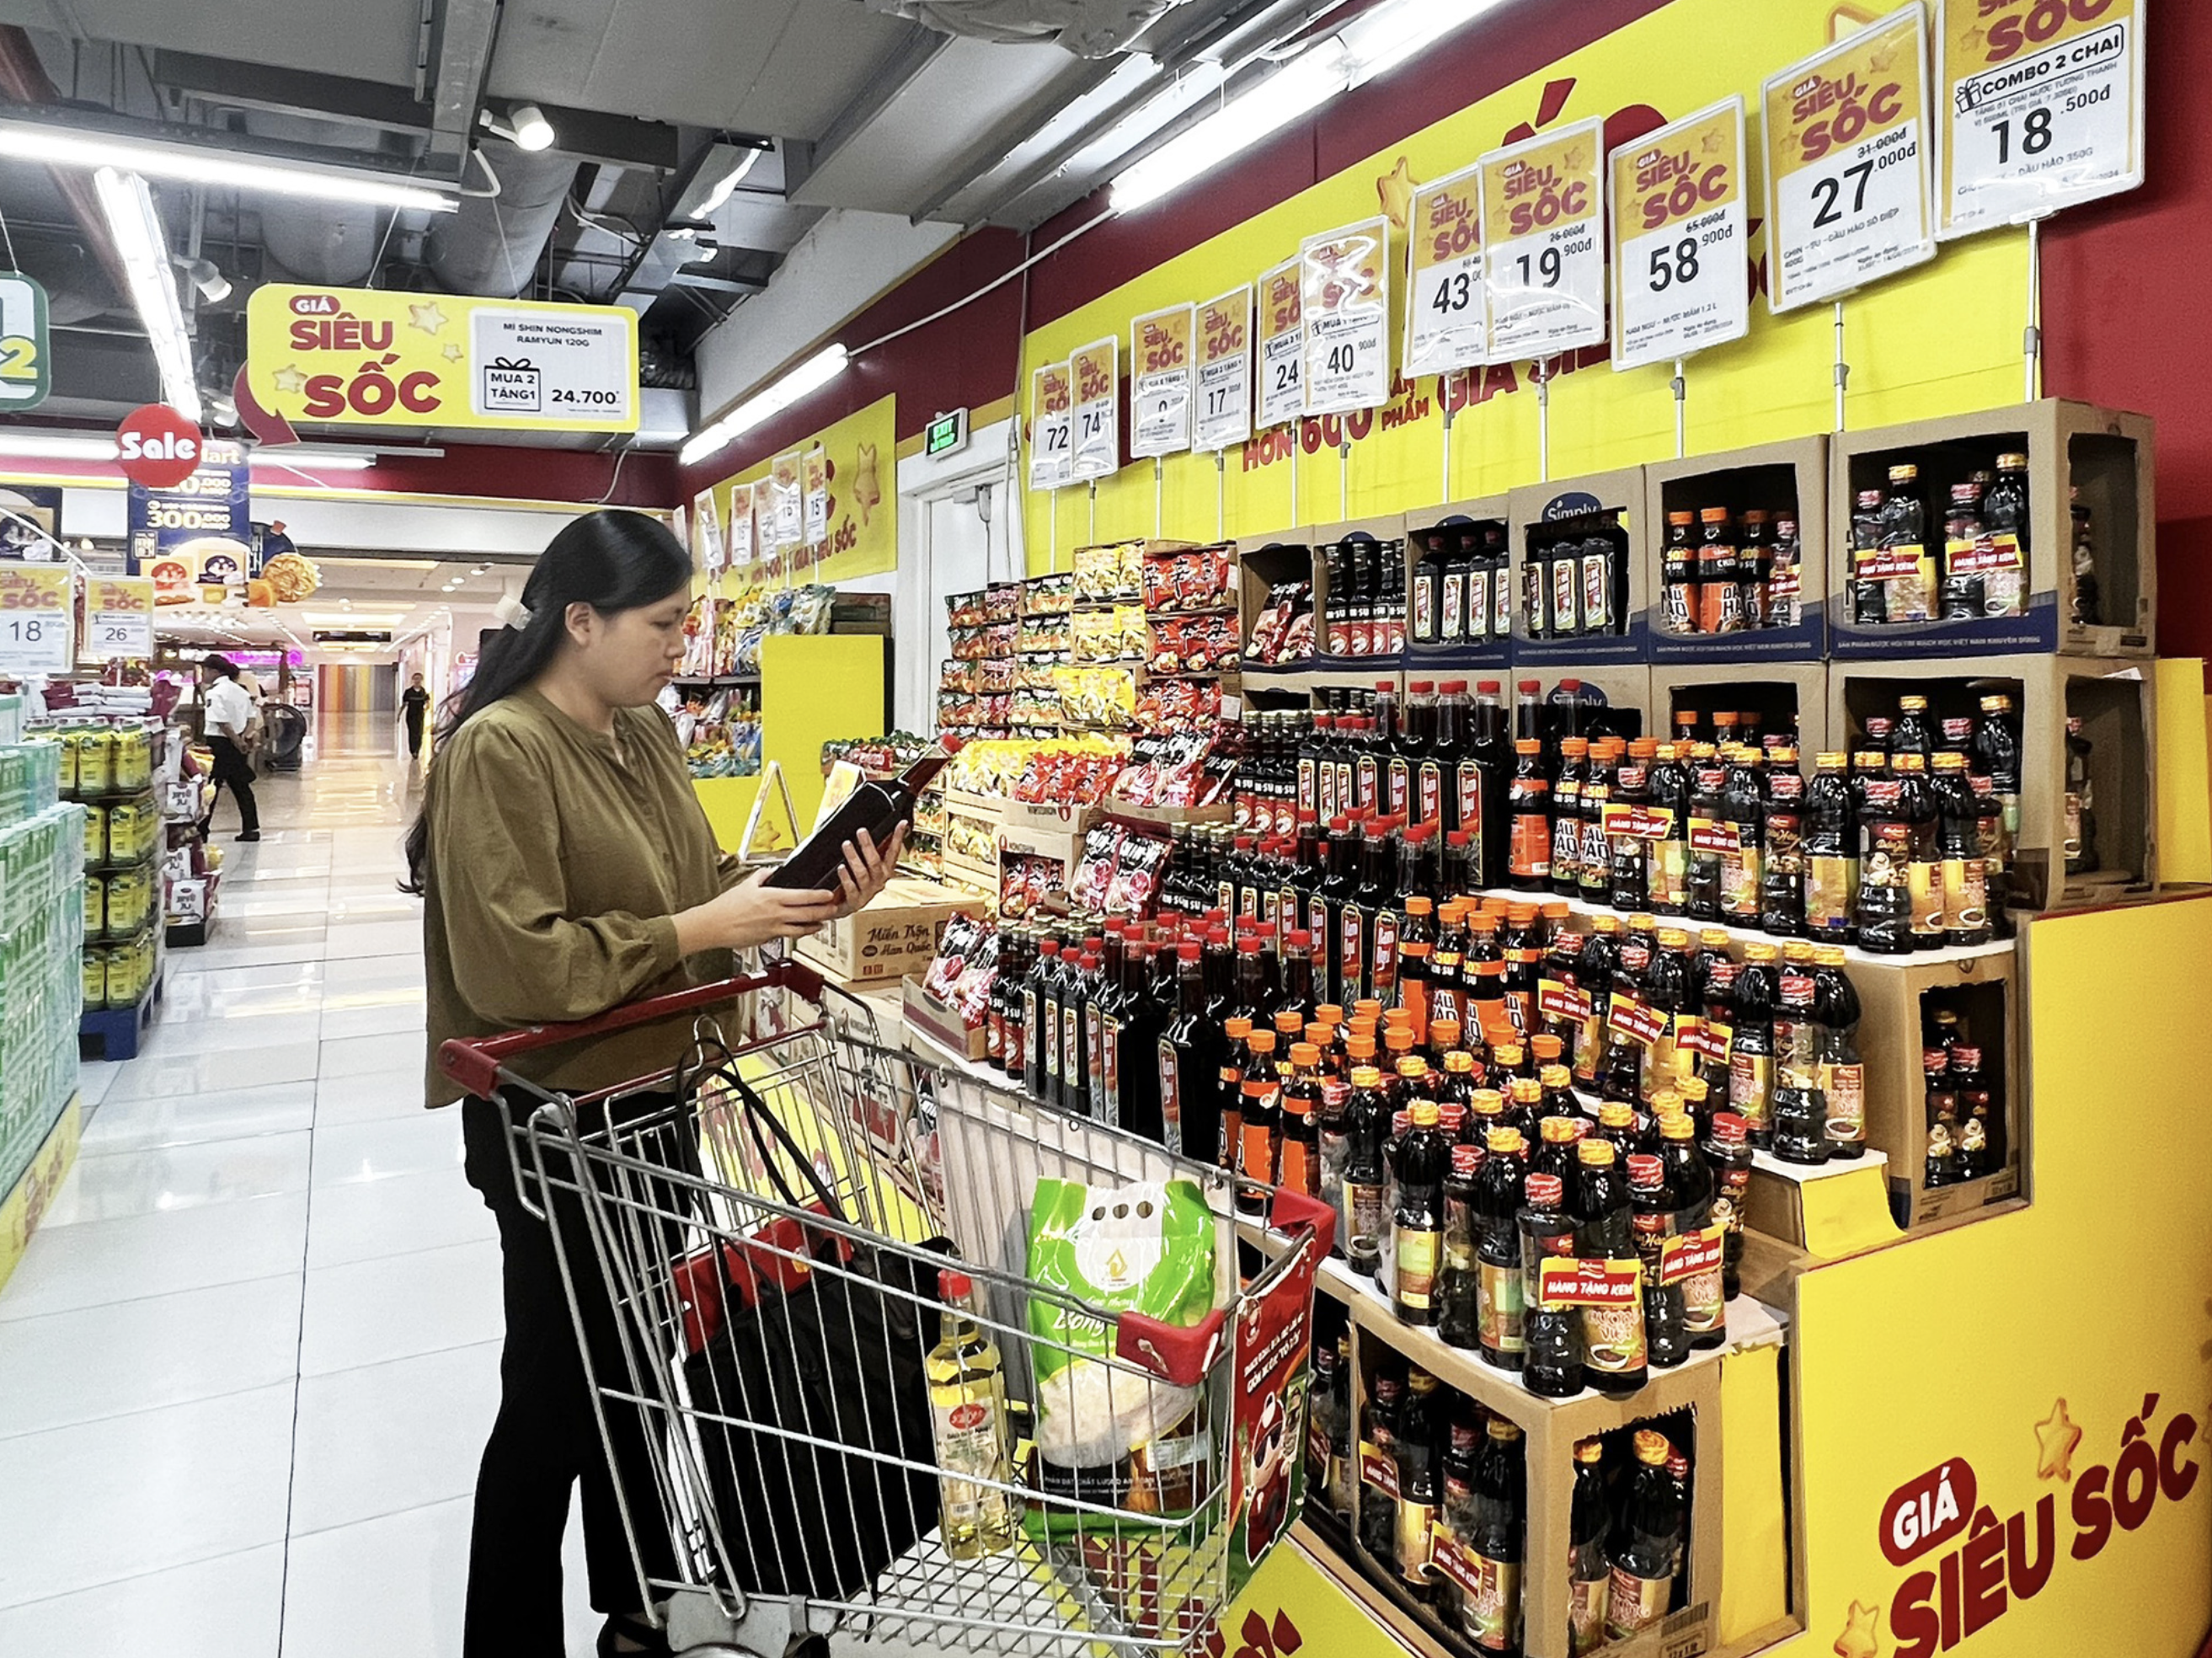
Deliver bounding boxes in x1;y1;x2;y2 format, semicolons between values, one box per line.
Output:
764;747;952;890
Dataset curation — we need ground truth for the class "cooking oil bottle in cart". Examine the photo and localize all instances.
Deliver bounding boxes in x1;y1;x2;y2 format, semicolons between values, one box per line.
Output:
927;1269;1018;1559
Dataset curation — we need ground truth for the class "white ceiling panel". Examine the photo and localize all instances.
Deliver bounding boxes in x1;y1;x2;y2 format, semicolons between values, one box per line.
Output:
0;0;425;87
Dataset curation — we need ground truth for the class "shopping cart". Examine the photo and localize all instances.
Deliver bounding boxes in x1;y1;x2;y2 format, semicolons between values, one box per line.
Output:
439;958;1333;1658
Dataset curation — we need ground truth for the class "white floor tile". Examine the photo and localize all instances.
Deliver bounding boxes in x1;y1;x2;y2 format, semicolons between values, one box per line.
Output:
322;1029;435;1078
0;1274;302;1437
0;1192;309;1320
312;1111;464;1187
305;1165;493;1270
0;1543;284;1656
0;1383;295;1605
166;960;327;996
184;939;335;971
38;1131;313;1227
288;1341;500;1534
82;1079;316;1154
280;1500;470;1658
301;1238;501;1376
323;951;430;992
75;1058;122;1109
136;1013;318;1057
326;891;424;923
159;978;326;1023
318;997;427;1040
324;918;427;960
103;1040;322;1100
316;1069;430;1126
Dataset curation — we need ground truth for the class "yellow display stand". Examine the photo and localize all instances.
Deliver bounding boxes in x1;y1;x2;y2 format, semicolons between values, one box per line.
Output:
692;634;888;852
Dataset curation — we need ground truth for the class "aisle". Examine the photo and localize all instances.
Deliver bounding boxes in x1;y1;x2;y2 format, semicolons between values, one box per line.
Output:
0;718;599;1655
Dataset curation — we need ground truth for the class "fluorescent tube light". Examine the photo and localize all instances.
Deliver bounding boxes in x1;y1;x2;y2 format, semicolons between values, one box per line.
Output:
94;168;200;423
697;146;763;215
3;120;459;212
1111;46;1349;214
681;344;849;467
0;434;116;463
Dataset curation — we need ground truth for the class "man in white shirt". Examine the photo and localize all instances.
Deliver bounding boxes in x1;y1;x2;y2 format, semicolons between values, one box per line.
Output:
199;655;261;842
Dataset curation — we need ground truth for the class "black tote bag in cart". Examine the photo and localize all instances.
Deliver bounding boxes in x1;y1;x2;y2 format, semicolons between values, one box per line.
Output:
671;1054;948;1603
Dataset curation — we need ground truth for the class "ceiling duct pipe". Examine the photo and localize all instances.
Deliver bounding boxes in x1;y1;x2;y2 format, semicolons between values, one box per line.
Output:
0;25;136;315
426;137;580;298
243;110;393;286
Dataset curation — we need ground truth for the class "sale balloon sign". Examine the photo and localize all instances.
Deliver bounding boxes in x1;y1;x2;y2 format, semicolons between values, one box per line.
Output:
115;404;204;490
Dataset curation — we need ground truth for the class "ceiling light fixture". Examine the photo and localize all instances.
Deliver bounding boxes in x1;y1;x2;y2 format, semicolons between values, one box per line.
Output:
680;343;849;468
175;257;232;304
508;104;555;152
3;120;459;212
94;168;200;423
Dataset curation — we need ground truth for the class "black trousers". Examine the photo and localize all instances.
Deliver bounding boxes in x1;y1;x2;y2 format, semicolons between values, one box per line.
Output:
461;1094;682;1655
406;715;425;757
204;733;259;835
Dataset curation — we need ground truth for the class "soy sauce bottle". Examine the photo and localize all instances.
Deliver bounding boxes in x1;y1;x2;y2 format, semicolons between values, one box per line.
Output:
1574;1139;1648;1397
1518;1172;1583;1399
1804;752;1858;944
1728;944;1778;1147
1475;1126;1528;1372
1629;1153;1689;1368
1394;1101;1451;1326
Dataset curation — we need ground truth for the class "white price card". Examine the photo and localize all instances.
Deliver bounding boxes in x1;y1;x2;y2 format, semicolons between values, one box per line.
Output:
801;446;829;548
728;483;756;569
82;575;152;662
1938;0;2145;238
468;305;634;425
1130;303;1194;459
1029;361;1074;490
1255;259;1305;430
0;564;73;674
1404;163;1489;378
1611;98;1752;368
1068;337;1120;480
692;489;725;571
1481;118;1608;360
1764;5;1937;313
1192;286;1253;452
770;454;804;549
1301;217;1392;415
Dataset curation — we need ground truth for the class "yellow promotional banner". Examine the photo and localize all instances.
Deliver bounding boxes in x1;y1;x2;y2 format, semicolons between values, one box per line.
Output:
1404;163;1488;378
709;395;895;585
0;564;72;674
1764;3;1937;313
1022;0;2035;563
1609;96;1750;370
1481;115;1606;360
244;284;638;433
1937;0;2145;238
1255;258;1305;431
1130;303;1195;459
1300;217;1391;415
1069;338;1120;480
1029;361;1074;489
1193;286;1253;452
83;575;153;661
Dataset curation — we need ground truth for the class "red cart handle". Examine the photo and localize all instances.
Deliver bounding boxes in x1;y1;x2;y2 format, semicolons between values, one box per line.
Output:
1114;1187;1338;1386
435;957;829;1099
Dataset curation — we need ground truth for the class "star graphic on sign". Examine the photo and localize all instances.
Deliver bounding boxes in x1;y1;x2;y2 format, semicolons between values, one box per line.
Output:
1962;24;1988;54
271;364;307;394
1376;157;1414;234
1869;37;1900;72
442;342;464;361
2035;1399;2082;1481
1702;128;1724;154
1563;143;1588;173
1831;1599;1882;1658
409;299;448;335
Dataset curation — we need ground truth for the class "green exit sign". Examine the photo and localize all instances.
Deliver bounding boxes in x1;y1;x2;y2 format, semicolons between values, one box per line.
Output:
925;408;968;457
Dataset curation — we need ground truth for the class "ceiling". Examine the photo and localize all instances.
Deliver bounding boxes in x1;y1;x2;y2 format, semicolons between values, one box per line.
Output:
0;0;1417;444
147;550;521;653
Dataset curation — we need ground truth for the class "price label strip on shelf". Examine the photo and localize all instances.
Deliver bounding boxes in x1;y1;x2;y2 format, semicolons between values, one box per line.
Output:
1029;361;1075;490
1481;117;1608;360
1404;163;1489;378
1130;302;1194;460
1611;96;1751;369
1300;217;1392;415
1255;258;1306;430
1068;336;1120;481
1937;0;2145;238
0;564;73;674
1764;4;1937;313
1192;286;1253;452
83;575;153;662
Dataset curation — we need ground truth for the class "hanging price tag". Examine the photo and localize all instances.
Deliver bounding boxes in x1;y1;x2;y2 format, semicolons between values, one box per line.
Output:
1764;5;1937;313
770;453;804;548
800;445;830;548
1068;337;1119;480
0;271;50;411
727;483;755;569
1191;286;1253;452
0;564;74;673
1129;303;1194;459
1481;117;1607;360
692;489;726;571
1300;217;1392;415
82;576;152;662
1937;0;2145;238
1611;96;1751;370
1404;163;1488;377
1255;258;1305;430
1029;361;1074;490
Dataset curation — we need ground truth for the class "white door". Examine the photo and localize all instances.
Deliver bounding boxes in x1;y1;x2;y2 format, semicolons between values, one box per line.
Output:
911;493;991;737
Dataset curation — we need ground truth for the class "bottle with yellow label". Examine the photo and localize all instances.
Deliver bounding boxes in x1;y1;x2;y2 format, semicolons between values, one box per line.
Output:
1393;1100;1449;1326
1574;1139;1647;1396
1463;1415;1525;1655
1568;1437;1612;1654
926;1269;1017;1559
1394;1368;1444;1602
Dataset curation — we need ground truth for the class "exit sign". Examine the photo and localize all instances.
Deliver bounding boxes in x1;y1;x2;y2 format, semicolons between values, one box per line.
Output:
925;408;969;458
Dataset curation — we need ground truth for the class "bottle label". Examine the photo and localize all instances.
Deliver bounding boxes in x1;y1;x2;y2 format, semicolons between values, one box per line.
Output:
1298;758;1317;821
1347;1180;1388;1265
1667;1223;1728;1334
1910;855;1942;936
1413;573;1435;639
2064;792;2083;861
1677;1015;1734;1063
1581;1294;1648;1376
1021;989;1037;1067
1723;843;1763;917
1064;1005;1083;1094
1538;978;1595;1025
1569;1571;1612;1655
1477;1260;1526;1355
1493;570;1513;639
1261;887;1280;930
1648;838;1688;909
1509;812;1551;880
1396;1498;1437;1583
1157;1041;1183;1156
1419;762;1442;828
1807;853;1857;930
1239;1099;1279;1187
1334;762;1356;821
1218;878;1236;915
1282;1134;1313;1195
1607;992;1667;1047
1045;1001;1062;1083
1341;909;1367;999
1099;1014;1121;1124
1396;1225;1440;1309
1552;560;1579;635
1466;1554;1523;1653
1319;763;1339;825
1456;761;1483;842
1086;1006;1107;1094
986;1008;1005;1065
1309;895;1330;950
1357;757;1380;812
930;1393;1009;1529
1359;1440;1401;1499
1822;1061;1866;1144
1581;550;1612;634
1441;572;1465;641
1370;910;1401;993
1728;1051;1772;1129
1605;1566;1672;1639
1388;758;1410;819
1551;810;1581;880
1942;857;1987;932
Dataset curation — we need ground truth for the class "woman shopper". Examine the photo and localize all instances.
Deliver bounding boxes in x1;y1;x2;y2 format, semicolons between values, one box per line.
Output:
197;654;260;842
409;509;900;1658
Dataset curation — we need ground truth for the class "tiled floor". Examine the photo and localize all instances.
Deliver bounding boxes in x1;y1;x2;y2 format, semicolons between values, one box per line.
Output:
0;715;603;1655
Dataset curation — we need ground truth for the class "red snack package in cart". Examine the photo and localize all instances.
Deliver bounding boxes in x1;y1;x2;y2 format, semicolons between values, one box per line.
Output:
1106;830;1173;916
1071;824;1124;912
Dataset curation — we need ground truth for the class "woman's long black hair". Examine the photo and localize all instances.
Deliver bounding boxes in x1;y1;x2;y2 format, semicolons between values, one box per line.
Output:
402;508;693;892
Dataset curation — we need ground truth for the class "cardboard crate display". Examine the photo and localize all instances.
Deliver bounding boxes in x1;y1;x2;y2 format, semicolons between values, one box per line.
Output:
1332;1258;1722;1658
1507;466;1652;666
1403;495;1515;671
1302;514;1413;666
796;876;968;987
1825;399;2154;660
1652;661;1831;760
1237;535;1317;670
900;976;988;1062
1644;436;1828;662
1501;662;1654;748
1829;655;2156;912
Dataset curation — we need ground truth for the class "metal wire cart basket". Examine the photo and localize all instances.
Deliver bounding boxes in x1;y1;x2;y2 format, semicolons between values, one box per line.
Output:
439;958;1334;1657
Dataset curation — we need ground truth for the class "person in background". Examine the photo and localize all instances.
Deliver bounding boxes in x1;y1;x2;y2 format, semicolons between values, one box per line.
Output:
198;654;260;842
402;671;430;758
405;508;900;1658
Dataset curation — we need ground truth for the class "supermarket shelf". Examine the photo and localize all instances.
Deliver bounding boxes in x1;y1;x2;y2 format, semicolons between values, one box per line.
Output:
670;673;761;690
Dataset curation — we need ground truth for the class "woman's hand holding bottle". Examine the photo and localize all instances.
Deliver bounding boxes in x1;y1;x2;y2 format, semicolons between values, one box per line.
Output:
676;825;905;953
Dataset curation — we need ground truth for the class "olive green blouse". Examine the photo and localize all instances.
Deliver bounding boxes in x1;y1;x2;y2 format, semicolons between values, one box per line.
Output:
421;688;739;1108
